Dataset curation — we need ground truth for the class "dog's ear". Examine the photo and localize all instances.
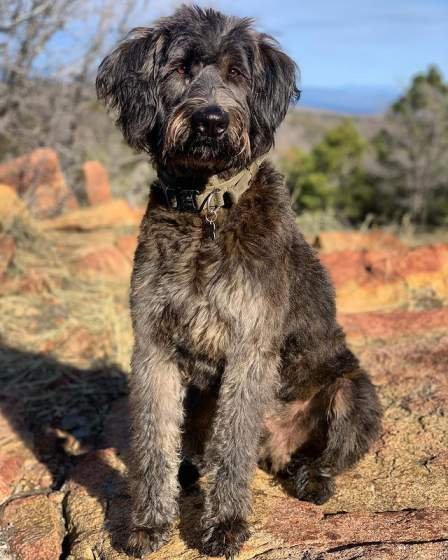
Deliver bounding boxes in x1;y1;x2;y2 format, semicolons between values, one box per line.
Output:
251;34;299;146
96;27;164;152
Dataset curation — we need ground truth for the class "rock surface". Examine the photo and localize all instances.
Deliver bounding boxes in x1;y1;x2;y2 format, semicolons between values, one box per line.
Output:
0;406;53;504
1;493;65;560
82;160;112;206
322;244;448;312
57;331;448;559
339;307;448;343
73;245;132;278
41;199;143;231
0;148;78;217
3;329;444;559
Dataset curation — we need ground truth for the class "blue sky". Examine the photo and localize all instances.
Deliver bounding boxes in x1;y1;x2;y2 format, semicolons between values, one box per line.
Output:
143;0;448;90
39;0;448;113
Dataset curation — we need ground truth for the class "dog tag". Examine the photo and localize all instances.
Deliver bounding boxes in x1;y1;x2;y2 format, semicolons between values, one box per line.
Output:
204;203;218;241
204;219;217;241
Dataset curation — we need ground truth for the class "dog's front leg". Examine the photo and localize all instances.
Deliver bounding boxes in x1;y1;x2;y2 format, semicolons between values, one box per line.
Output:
125;345;184;557
202;345;278;558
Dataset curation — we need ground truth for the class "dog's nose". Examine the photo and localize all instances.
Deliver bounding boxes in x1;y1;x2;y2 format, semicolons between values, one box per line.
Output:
192;106;229;137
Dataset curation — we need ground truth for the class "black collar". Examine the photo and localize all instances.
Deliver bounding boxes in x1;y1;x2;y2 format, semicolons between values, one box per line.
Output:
153;157;266;213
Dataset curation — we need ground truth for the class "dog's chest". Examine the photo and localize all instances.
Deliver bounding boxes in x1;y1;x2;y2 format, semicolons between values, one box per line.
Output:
136;217;265;358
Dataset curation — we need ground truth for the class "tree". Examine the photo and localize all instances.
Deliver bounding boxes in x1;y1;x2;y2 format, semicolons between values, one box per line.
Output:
373;66;448;226
0;0;151;198
282;120;375;223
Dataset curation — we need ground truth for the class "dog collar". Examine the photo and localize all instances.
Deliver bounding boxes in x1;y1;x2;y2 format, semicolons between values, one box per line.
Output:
155;156;265;214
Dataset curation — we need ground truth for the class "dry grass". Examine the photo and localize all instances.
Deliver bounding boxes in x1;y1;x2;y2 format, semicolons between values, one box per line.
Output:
0;215;132;436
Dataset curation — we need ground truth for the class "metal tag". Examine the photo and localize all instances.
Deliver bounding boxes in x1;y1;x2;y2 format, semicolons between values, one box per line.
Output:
204;205;218;241
204;219;216;240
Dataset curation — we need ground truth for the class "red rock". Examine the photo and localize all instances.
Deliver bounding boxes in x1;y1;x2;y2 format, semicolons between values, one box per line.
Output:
389;244;448;276
0;407;53;503
340;307;448;344
63;445;448;559
0;455;24;500
116;234;138;262
1;493;65;560
41;199;141;231
57;330;448;559
74;245;132;278
316;230;403;253
0;148;78;217
82;160;112;206
320;244;448;313
266;501;448;550
0;236;15;278
321;250;369;287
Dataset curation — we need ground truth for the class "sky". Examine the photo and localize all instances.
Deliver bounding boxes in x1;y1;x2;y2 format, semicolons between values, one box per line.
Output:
38;0;448;113
143;0;448;90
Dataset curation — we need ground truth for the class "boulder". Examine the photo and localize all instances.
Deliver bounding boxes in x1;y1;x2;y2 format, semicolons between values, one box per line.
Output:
73;245;132;278
1;493;65;560
0;148;78;217
82;160;112;206
321;244;448;313
379;244;448;298
41;199;142;231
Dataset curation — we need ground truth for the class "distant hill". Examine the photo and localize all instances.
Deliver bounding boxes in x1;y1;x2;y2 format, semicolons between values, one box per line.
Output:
299;85;400;116
273;107;384;157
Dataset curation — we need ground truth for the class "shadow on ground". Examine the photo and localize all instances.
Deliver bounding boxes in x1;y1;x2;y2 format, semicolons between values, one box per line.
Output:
0;343;129;546
0;343;212;557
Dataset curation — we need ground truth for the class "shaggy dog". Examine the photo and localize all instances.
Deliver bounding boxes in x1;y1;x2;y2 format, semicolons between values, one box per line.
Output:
97;5;381;558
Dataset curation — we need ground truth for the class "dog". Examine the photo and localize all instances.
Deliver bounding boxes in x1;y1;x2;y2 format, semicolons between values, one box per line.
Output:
97;5;382;558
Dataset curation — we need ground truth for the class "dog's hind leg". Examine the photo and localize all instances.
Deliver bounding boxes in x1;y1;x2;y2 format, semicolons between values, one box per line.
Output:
265;351;381;505
125;345;184;557
291;366;381;504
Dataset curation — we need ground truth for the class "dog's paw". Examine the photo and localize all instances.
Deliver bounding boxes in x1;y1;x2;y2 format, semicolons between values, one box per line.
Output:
124;525;171;558
201;518;250;558
294;464;335;505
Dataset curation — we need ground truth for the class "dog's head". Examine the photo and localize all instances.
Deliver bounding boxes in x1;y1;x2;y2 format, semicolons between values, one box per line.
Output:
97;5;299;174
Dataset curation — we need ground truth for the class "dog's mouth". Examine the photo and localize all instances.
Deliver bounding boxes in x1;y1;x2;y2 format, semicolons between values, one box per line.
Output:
162;103;251;170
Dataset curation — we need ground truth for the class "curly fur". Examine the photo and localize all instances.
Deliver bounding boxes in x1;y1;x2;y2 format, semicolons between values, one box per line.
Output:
97;5;381;558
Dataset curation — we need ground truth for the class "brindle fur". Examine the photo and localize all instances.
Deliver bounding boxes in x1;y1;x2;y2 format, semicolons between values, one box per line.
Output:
97;6;382;558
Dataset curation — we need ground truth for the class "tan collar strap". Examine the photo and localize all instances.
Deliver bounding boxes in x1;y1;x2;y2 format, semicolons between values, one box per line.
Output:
157;156;265;213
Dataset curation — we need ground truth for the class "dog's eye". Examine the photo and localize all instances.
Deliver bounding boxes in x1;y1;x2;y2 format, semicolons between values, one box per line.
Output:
228;67;241;78
176;65;187;75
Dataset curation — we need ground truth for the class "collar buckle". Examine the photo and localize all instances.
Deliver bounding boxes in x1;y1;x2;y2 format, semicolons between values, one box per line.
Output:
176;189;199;212
164;188;200;212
